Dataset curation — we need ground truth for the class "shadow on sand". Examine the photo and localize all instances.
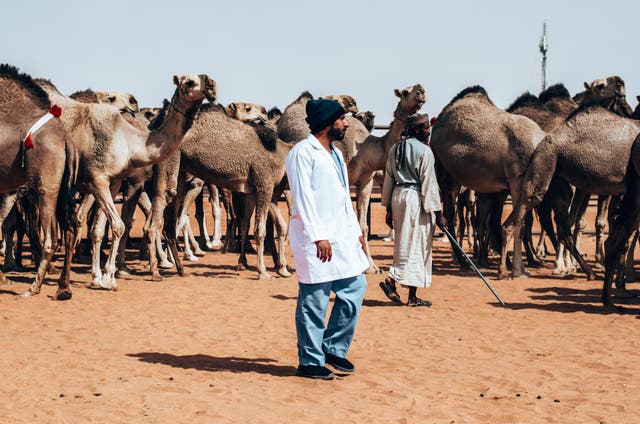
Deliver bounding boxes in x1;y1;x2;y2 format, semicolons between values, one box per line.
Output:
127;352;297;377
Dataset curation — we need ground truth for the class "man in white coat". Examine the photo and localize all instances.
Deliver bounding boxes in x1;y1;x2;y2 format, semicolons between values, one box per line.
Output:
285;98;369;380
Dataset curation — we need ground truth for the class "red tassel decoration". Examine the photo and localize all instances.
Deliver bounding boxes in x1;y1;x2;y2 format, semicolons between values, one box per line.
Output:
49;104;62;117
24;133;34;149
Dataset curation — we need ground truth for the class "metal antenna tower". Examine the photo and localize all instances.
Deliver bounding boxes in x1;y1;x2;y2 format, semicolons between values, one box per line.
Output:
539;21;548;92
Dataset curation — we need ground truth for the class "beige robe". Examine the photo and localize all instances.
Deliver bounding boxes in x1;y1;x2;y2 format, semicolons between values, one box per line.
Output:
381;138;441;288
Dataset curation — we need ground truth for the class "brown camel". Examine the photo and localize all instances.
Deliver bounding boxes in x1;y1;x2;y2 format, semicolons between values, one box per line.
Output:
0;64;77;300
499;76;636;284
430;86;547;277
35;74;216;292
502;88;640;301
147;107;291;280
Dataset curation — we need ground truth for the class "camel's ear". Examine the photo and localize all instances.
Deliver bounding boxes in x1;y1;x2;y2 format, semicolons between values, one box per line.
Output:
227;103;238;113
108;95;116;103
173;75;179;86
636;95;640;102
394;88;402;98
583;81;590;90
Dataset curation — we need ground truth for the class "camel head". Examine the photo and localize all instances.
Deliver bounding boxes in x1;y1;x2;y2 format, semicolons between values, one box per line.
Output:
172;74;217;105
394;84;426;117
267;107;282;122
140;107;161;121
320;95;359;114
225;102;268;123
95;91;140;115
355;111;376;132
581;76;633;117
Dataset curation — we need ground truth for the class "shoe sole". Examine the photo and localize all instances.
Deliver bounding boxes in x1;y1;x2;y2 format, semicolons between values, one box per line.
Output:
296;370;335;380
326;363;354;373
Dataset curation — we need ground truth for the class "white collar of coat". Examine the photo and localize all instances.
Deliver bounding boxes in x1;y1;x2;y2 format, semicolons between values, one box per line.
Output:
308;133;326;151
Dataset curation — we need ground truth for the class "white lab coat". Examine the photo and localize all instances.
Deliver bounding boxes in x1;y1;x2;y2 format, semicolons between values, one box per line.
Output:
285;134;369;284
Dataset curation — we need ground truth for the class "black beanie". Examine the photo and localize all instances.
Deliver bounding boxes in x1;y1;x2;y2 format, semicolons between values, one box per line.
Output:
305;99;346;134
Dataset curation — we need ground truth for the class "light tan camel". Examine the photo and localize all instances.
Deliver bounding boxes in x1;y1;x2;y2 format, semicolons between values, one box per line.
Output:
70;89;139;115
430;86;547;278
0;64;77;300
35;74;216;292
147;107;291;280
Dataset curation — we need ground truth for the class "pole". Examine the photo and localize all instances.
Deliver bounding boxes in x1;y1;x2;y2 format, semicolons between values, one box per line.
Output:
441;226;505;306
539;21;548;92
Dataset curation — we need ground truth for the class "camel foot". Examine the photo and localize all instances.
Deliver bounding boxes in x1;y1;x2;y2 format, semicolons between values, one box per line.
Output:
158;259;174;269
116;267;137;278
3;262;24;273
184;254;199;262
614;288;637;299
19;289;37;299
54;288;72;301
365;265;382;274
150;272;164;282
497;270;509;280
511;269;531;279
258;272;274;280
236;262;248;271
277;267;292;278
552;268;565;276
193;248;206;257
207;241;223;251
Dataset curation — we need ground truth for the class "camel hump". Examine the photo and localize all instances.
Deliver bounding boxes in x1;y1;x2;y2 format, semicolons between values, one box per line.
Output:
506;92;546;113
0;63;51;111
70;89;99;103
295;91;314;103
539;84;571;103
249;122;278;151
445;85;492;110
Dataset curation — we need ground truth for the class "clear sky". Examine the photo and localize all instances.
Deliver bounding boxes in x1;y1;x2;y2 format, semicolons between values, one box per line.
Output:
3;0;638;124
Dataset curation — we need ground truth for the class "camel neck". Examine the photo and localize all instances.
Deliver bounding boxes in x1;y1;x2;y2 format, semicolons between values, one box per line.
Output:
137;94;201;167
381;105;409;153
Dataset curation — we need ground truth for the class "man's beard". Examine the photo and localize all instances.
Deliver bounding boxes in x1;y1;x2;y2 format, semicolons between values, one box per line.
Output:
328;125;347;141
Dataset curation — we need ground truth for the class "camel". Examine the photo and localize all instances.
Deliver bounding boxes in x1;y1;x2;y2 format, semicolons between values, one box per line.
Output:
276;86;426;272
70;89;139;115
346;85;426;272
34;73;216;293
147;106;291;280
355;111;376;132
430;86;547;277
0;64;77;299
505;85;580;274
501;81;640;300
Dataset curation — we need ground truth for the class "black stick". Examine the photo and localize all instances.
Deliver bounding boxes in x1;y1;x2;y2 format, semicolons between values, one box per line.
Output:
441;226;505;306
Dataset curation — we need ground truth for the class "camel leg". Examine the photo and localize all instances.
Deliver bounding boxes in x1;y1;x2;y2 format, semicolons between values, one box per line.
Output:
523;210;541;268
474;193;492;268
194;188;211;250
146;193;168;281
603;189;640;306
355;179;381;274
116;186;142;277
270;201;290;277
21;185;60;298
253;191;272;280
550;187;595;280
91;183;126;290
209;185;223;249
595;195;612;268
569;190;590;264
137;191;152;260
236;196;254;271
623;230;639;283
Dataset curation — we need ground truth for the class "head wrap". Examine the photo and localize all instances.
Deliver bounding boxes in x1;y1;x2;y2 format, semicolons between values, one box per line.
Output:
305;99;346;133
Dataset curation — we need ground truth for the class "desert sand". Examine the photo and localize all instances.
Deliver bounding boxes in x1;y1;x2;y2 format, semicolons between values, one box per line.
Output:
1;201;639;423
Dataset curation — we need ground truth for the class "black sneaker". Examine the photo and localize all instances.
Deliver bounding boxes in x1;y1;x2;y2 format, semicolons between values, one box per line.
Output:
324;352;355;373
296;365;335;380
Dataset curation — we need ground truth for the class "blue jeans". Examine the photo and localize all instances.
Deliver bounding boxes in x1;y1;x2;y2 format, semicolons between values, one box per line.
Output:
295;274;367;366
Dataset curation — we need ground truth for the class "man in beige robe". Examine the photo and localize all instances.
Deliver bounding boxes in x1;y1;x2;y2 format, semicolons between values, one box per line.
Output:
379;114;447;306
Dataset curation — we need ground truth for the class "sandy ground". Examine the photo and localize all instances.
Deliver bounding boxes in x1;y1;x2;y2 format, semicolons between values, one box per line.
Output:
1;201;640;423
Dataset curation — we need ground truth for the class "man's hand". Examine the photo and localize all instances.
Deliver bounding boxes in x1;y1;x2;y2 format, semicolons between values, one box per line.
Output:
385;208;393;229
315;240;332;262
358;235;367;255
435;210;448;231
